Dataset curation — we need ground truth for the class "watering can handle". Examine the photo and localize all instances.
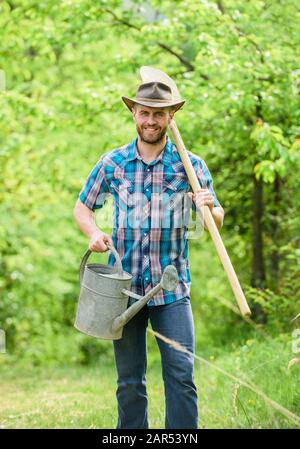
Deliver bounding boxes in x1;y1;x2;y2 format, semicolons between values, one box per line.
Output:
106;243;123;276
79;244;123;284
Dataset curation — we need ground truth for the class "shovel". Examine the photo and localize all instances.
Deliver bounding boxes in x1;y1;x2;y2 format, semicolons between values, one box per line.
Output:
140;66;251;317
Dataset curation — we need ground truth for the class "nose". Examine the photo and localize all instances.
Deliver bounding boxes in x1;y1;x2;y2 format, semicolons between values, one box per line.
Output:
146;114;157;126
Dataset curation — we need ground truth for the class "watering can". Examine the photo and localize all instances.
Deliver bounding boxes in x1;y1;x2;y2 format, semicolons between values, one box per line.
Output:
74;244;178;340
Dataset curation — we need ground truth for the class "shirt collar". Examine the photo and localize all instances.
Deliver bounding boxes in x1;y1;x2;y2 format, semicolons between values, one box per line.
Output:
126;135;173;166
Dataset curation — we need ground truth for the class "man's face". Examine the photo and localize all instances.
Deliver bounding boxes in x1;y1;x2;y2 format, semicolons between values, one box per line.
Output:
132;104;174;144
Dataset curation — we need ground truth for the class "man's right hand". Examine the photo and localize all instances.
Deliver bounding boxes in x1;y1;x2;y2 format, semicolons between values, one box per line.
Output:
88;230;114;253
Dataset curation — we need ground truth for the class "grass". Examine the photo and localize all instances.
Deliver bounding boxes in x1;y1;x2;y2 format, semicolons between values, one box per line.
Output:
0;336;299;429
1;237;299;428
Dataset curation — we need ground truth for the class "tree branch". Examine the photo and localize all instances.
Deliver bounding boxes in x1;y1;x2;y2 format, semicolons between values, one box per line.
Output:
215;0;266;64
102;8;196;73
102;8;140;31
157;43;195;73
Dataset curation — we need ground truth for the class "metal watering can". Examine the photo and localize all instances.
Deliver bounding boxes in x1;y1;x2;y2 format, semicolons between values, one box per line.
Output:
74;244;178;340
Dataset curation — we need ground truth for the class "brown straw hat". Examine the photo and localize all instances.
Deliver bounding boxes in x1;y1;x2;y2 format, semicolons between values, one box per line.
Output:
122;81;185;112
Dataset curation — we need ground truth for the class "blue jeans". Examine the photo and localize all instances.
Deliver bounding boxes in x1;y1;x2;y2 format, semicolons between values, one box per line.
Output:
112;297;198;429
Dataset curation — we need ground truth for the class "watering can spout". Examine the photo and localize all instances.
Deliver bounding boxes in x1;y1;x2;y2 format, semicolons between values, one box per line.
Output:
111;265;178;334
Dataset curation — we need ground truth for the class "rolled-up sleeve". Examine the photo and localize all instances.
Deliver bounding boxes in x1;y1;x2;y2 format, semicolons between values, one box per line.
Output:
79;158;110;210
191;158;220;211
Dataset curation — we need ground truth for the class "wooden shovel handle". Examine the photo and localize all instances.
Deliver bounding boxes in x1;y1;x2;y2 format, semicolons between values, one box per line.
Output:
169;120;251;317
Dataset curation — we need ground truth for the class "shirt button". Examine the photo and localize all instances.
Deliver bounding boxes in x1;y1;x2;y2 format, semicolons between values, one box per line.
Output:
146;188;149;192
145;277;148;281
147;168;150;172
144;232;147;236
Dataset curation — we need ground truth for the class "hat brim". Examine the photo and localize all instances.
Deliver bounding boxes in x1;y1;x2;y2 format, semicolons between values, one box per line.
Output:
122;96;185;113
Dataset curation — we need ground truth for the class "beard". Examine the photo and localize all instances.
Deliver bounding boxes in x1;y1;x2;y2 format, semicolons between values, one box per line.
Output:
136;123;167;145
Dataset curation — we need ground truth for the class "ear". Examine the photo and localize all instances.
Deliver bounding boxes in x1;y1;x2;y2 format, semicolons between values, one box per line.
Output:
168;108;175;122
132;104;137;119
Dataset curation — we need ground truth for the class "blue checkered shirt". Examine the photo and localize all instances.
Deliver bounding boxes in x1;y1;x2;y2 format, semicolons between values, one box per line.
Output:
79;136;220;306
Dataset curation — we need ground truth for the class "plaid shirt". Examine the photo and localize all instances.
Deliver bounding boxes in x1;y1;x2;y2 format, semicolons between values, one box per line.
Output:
79;135;220;306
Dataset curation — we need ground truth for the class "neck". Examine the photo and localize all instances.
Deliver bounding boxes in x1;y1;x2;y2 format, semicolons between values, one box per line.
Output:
136;135;167;163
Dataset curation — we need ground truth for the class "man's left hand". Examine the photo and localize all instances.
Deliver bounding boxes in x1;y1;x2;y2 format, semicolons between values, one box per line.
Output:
188;188;214;211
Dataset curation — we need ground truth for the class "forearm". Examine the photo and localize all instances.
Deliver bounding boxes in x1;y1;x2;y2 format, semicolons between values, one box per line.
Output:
76;213;99;238
73;199;100;238
190;189;224;231
73;199;114;252
205;206;224;231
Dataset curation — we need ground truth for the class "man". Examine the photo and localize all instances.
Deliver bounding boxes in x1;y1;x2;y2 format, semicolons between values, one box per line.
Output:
73;77;224;429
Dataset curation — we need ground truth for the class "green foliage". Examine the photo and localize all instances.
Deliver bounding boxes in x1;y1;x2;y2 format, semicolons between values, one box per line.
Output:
0;0;299;370
0;337;299;428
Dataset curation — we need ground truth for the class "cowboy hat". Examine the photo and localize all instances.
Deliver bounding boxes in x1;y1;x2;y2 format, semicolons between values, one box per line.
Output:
122;81;185;112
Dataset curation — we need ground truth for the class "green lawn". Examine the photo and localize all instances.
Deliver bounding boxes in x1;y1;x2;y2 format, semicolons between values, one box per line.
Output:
1;337;299;429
